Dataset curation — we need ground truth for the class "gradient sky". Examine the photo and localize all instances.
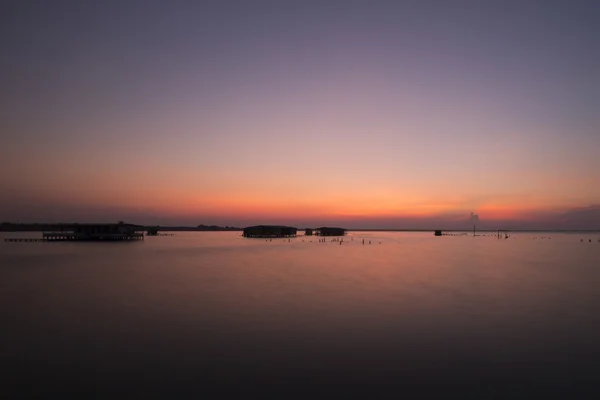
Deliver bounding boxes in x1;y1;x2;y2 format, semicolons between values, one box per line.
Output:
1;0;599;229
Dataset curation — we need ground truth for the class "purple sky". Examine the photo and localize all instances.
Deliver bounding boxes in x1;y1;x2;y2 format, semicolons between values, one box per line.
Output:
1;0;599;229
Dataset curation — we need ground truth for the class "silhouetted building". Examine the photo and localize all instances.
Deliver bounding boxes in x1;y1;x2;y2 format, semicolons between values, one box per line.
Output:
243;225;297;238
434;230;442;236
316;227;346;236
147;227;159;236
305;228;313;236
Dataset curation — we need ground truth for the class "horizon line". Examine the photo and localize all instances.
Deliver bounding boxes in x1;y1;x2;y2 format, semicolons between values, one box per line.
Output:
1;222;598;233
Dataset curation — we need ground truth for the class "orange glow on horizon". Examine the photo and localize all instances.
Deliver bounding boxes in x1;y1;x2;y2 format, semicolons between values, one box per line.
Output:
96;191;574;224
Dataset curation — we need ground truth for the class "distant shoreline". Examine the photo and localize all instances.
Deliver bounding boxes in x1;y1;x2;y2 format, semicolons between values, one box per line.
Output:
0;223;242;232
347;229;600;233
1;223;597;233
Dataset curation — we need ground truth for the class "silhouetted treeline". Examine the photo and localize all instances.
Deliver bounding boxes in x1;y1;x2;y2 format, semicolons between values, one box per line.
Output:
152;225;241;231
0;223;241;232
0;222;145;232
3;222;594;233
197;224;241;231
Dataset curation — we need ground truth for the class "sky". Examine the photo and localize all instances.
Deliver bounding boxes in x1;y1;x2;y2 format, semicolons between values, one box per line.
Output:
1;0;599;229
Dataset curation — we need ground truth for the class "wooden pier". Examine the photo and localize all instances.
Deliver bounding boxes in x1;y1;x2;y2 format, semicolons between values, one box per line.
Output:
4;223;145;243
5;233;144;242
4;238;48;243
45;232;143;241
315;227;347;236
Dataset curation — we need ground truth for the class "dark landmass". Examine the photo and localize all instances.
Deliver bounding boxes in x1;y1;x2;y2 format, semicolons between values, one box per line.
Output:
142;225;242;232
1;222;596;233
0;223;241;232
0;223;131;232
179;224;241;231
346;228;600;233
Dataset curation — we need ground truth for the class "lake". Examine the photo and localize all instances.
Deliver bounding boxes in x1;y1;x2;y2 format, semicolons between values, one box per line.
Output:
1;231;599;398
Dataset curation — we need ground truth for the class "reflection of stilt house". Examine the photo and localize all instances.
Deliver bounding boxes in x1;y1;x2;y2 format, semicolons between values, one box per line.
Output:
315;227;347;236
243;225;297;238
42;223;143;241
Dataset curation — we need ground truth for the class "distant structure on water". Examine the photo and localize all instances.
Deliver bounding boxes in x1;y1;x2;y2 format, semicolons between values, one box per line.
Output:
42;223;144;241
434;230;442;236
146;227;159;236
315;227;347;236
243;225;297;238
305;228;313;236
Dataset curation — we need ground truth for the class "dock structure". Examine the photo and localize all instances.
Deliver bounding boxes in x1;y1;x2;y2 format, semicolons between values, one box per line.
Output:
243;225;297;238
315;227;347;236
143;227;174;236
4;238;48;242
4;222;144;242
42;232;143;241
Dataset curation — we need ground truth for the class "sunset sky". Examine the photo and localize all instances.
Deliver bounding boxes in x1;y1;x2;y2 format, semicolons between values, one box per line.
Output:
1;0;598;229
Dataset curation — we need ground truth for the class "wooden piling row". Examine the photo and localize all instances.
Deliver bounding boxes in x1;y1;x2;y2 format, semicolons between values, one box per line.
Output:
4;233;144;242
4;238;48;242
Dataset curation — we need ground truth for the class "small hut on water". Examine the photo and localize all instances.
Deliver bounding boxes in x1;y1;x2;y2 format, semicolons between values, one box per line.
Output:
243;225;297;238
315;227;347;236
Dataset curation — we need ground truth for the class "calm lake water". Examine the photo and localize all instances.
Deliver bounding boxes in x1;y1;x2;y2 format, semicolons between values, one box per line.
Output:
1;231;600;398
